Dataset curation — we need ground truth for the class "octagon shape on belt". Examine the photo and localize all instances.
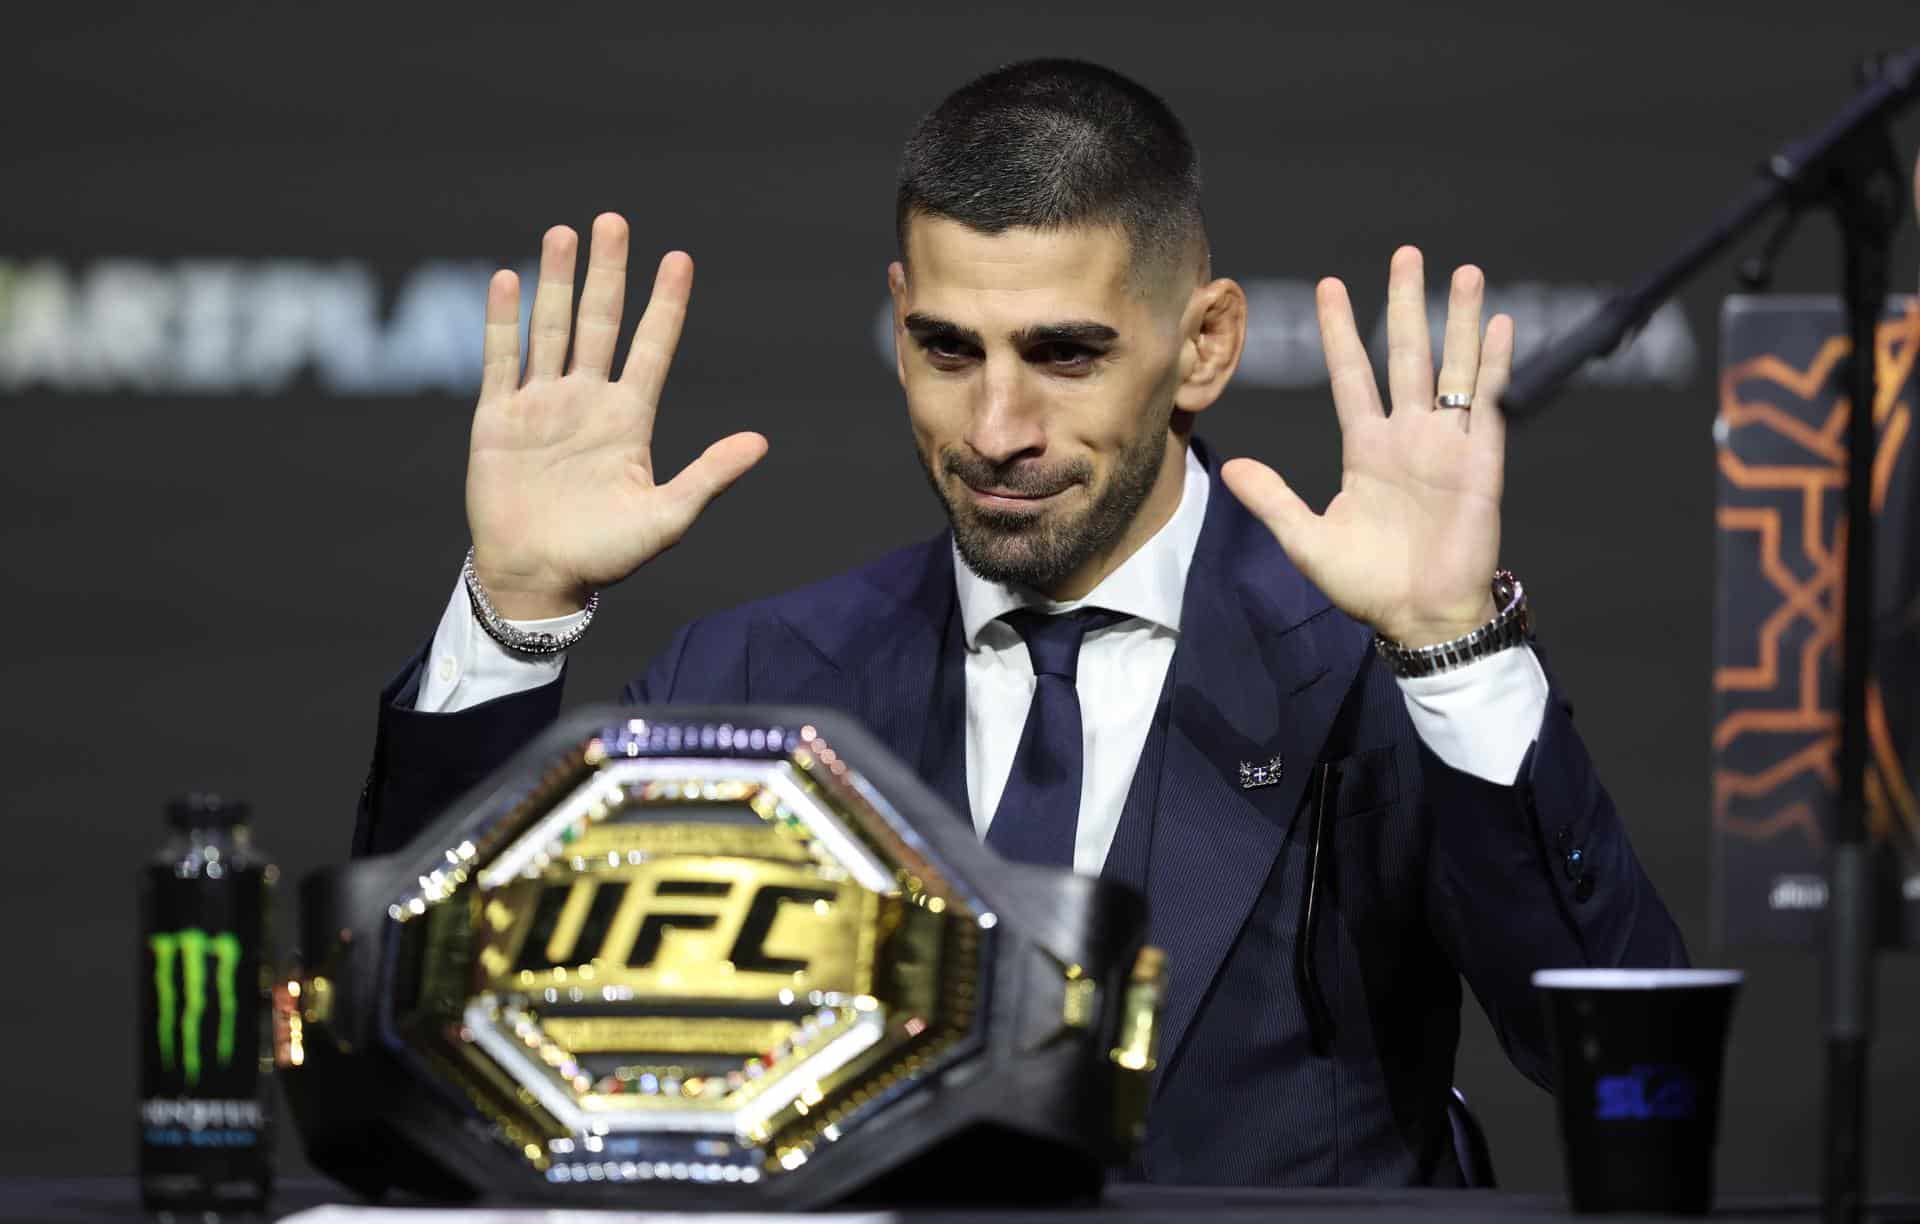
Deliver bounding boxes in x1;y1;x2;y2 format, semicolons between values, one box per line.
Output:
383;716;989;1188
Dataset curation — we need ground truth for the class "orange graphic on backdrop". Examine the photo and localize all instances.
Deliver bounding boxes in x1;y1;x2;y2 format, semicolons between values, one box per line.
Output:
1713;301;1920;853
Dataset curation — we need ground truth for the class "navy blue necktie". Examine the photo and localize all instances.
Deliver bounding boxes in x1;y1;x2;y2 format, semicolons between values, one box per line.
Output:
984;607;1128;868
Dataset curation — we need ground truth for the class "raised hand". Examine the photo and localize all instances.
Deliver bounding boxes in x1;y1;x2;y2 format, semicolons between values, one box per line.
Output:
1221;246;1514;648
466;214;768;618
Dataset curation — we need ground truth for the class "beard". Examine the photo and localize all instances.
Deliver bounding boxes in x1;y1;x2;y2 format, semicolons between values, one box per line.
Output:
918;412;1170;593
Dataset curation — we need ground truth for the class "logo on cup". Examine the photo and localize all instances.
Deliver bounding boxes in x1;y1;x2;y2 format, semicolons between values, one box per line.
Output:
1594;1064;1698;1121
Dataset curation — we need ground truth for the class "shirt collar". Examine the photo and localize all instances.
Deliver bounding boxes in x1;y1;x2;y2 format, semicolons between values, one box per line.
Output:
953;445;1211;648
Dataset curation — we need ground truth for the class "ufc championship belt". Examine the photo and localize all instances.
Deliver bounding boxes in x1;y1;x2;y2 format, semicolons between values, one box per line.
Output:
278;707;1165;1208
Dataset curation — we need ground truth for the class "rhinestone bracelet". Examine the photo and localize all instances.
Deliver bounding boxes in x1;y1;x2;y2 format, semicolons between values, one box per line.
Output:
461;547;600;657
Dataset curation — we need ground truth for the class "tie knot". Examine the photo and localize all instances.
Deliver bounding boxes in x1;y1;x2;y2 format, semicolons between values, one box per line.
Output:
1000;608;1128;681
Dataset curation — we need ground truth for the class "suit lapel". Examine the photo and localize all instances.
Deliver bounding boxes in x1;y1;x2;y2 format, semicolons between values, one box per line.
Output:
848;573;968;825
764;532;970;826
1145;448;1369;1084
917;603;974;823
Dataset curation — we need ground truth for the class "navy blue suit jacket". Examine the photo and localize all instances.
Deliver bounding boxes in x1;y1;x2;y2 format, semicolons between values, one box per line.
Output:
354;443;1687;1187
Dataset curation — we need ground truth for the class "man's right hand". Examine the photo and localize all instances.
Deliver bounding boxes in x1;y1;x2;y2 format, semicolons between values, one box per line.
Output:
466;213;768;619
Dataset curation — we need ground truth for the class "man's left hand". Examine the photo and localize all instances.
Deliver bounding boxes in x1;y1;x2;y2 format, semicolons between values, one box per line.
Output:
1222;246;1514;648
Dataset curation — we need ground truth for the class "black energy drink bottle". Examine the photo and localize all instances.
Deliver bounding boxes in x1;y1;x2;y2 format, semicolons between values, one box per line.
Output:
138;794;276;1215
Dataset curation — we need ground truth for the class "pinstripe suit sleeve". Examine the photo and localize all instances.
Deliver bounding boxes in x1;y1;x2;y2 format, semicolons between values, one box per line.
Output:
353;618;700;859
350;639;567;856
1419;682;1689;1089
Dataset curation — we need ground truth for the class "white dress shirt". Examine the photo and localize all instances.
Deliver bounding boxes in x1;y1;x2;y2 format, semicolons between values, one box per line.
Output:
416;448;1550;874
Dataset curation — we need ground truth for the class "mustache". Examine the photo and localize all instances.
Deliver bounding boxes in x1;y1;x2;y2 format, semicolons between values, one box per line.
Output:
941;450;1091;498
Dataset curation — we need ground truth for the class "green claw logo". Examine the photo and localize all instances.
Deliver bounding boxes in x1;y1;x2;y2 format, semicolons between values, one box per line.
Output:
149;929;241;1086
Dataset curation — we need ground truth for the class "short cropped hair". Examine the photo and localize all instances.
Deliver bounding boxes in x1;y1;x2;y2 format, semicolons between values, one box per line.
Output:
895;59;1207;284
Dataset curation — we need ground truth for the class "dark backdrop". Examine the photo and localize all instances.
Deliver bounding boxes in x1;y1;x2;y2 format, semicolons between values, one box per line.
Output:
6;1;1918;1196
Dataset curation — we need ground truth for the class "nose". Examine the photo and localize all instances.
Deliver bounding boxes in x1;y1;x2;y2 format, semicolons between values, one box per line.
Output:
962;355;1046;465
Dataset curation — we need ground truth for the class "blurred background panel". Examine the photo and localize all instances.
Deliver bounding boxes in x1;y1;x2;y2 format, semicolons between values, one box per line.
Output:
4;0;1917;1193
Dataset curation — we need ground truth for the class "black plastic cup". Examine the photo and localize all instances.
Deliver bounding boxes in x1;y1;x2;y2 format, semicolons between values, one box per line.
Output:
1532;968;1743;1215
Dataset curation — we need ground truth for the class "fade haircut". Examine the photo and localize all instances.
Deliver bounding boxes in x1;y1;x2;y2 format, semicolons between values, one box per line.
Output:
895;59;1207;290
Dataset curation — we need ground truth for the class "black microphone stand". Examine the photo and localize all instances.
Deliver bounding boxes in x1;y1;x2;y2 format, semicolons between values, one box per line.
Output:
1501;50;1915;1224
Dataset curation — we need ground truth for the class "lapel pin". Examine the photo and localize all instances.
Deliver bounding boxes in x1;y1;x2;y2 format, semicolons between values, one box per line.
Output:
1238;755;1284;790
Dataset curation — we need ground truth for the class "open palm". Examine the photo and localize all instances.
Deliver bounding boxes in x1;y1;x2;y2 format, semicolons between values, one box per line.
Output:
467;215;767;619
1222;247;1513;647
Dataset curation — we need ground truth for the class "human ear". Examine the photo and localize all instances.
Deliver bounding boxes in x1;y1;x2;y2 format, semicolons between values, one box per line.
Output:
887;260;909;388
1173;278;1247;414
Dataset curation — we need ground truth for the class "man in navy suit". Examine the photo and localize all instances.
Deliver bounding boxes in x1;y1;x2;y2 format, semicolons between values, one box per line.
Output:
355;60;1686;1186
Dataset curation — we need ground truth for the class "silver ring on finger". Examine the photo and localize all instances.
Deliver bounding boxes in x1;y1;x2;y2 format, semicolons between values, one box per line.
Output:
1436;392;1473;410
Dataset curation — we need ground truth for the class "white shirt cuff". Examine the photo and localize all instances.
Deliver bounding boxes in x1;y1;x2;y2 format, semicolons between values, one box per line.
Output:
1395;645;1549;785
412;575;588;713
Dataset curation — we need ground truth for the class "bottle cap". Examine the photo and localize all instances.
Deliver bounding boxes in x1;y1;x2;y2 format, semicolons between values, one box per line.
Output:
167;792;251;830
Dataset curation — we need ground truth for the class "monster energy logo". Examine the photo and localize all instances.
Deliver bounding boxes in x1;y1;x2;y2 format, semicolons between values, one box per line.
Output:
149;929;241;1087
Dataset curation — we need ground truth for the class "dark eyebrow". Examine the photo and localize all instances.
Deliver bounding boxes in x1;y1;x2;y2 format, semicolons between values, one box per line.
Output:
903;313;981;347
1011;320;1119;348
903;312;1120;350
